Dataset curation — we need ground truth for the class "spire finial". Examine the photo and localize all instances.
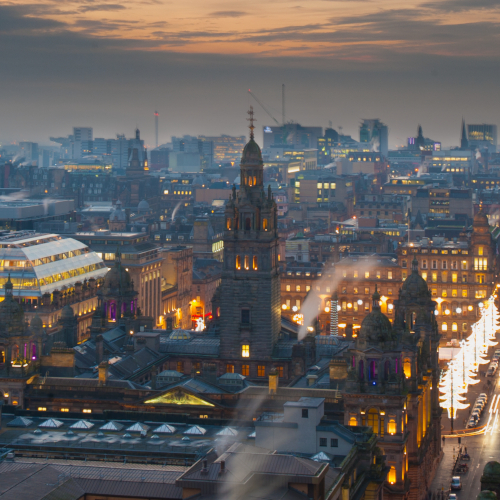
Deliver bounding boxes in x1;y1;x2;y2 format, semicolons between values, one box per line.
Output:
247;106;256;140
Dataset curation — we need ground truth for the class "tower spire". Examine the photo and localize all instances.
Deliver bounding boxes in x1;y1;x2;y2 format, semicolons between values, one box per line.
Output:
247;106;256;140
460;118;468;149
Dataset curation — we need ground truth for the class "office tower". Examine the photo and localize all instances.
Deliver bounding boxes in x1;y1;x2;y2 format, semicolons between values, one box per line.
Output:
359;119;389;156
467;123;497;150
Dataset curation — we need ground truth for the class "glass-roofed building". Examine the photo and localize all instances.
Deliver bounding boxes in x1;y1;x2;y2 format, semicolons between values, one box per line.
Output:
0;232;107;298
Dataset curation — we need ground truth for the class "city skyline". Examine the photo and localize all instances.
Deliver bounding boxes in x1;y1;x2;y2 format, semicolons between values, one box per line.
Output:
1;0;500;147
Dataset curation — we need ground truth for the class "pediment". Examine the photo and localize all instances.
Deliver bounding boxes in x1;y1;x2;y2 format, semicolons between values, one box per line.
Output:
144;387;215;407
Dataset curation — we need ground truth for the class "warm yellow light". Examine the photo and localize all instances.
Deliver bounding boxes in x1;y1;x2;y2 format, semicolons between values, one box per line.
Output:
338;323;347;328
282;304;288;310
380;295;387;302
436;297;443;304
468;305;474;311
445;309;450;315
324;306;330;313
347;303;352;308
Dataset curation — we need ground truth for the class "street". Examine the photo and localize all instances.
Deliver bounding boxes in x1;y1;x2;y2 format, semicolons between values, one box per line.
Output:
430;347;500;499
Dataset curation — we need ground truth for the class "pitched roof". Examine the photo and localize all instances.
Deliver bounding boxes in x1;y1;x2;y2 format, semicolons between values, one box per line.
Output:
7;416;33;427
70;420;94;430
39;418;64;429
99;421;124;431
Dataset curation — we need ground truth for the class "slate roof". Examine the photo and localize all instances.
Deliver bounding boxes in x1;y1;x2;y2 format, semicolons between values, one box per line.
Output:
160;337;220;356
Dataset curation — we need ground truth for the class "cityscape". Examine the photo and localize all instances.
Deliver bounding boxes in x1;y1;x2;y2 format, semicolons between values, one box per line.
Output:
1;2;500;500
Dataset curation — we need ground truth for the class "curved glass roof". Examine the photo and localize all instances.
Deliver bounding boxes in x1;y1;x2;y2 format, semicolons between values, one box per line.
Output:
0;233;108;297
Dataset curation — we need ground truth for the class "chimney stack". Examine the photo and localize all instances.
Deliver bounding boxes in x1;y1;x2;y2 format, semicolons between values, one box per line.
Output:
268;368;279;395
98;361;109;385
96;335;103;364
219;460;226;474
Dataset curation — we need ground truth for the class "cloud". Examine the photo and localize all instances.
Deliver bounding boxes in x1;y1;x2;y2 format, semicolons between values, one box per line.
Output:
209;10;247;18
78;4;127;12
0;4;65;32
422;0;500;11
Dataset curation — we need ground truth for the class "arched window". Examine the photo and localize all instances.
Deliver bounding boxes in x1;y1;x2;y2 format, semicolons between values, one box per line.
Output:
462;322;467;332
245;217;251;231
388;466;397;484
352;356;356;368
248;176;253;187
367;408;379;434
252;256;258;270
226;218;231;230
369;360;378;381
236;255;241;270
359;359;364;381
253;176;257;186
388;419;397;434
452;322;458;332
403;358;411;378
349;416;357;426
442;322;448;332
110;302;116;321
244;255;249;270
263;218;268;231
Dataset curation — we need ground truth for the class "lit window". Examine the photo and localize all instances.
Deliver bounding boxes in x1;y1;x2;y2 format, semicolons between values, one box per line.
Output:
353;271;358;278
388;419;397;434
422;272;427;281
365;271;370;278
60;408;69;412
432;272;437;282
479;246;484;256
82;409;92;414
442;322;448;331
367;409;379;434
244;255;249;270
306;285;311;292
226;364;234;373
388;271;393;279
241;365;250;376
462;289;467;297
252;255;258;270
286;285;291;291
402;271;407;280
241;345;250;358
388;466;397;484
349;416;357;426
403;358;411;378
442;290;447;297
236;255;241;270
296;285;301;292
452;322;458;332
257;365;265;377
38;407;47;411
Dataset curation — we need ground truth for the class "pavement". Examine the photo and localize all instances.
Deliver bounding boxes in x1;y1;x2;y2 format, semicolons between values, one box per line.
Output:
429;344;500;499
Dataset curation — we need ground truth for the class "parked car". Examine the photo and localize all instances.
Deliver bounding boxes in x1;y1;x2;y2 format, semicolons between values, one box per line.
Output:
451;476;462;490
480;393;488;399
449;494;458;499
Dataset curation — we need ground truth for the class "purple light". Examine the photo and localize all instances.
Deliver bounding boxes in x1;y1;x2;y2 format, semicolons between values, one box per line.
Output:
32;356;36;360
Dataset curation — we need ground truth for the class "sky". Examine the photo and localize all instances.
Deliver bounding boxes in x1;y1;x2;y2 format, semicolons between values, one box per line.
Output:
1;0;500;149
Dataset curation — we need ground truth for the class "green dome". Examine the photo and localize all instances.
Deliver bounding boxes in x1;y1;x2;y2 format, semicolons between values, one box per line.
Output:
401;257;430;298
483;461;500;478
61;304;74;320
30;314;43;330
477;491;497;500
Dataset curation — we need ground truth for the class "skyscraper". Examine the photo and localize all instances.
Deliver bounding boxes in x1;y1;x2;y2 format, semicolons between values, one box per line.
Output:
467;123;497;150
359;119;389;156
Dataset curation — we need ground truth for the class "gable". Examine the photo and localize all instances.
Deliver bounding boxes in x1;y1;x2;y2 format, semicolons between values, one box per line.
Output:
144;388;215;407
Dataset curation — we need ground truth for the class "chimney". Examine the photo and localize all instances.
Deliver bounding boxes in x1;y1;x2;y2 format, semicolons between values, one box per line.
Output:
220;460;226;474
201;459;208;475
268;368;279;395
151;370;157;390
96;335;103;364
98;361;109;385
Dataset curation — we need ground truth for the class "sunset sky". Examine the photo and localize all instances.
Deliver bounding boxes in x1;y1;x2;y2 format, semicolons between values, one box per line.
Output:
1;0;500;147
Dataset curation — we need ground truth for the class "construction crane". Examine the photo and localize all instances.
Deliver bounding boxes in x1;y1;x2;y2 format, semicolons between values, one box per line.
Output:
248;89;281;126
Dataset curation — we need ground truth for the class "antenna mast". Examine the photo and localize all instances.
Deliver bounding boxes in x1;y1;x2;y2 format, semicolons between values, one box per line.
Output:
154;111;159;148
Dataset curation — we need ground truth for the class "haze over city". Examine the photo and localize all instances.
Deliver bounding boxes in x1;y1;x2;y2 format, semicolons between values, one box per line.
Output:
2;0;500;146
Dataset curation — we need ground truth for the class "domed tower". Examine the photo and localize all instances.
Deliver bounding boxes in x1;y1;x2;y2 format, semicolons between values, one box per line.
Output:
108;200;127;231
219;108;280;362
59;304;78;347
471;207;492;277
0;276;25;338
95;249;138;331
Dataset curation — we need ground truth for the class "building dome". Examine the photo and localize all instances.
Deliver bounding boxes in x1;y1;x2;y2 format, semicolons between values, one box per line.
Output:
401;257;430;297
61;304;74;320
241;138;263;166
138;199;150;212
30;314;43;330
483;461;500;478
103;251;133;294
169;329;191;340
110;200;126;221
359;288;393;343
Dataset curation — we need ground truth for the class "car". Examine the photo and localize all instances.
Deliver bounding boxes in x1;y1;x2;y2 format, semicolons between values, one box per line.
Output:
451;476;462;490
449;494;458;500
480;393;488;399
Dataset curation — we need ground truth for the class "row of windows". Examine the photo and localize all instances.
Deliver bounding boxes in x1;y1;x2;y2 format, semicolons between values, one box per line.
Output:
319;438;339;448
402;249;469;255
340;270;394;279
442;322;468;332
236;255;258;271
403;259;469;270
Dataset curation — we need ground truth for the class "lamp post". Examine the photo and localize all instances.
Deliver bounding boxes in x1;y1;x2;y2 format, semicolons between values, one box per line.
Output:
460;339;466;388
450;360;454;434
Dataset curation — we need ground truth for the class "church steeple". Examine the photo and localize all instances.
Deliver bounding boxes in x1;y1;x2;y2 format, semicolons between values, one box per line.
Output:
460;119;468;149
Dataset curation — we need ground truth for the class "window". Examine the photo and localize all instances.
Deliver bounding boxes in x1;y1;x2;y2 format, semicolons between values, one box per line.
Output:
353;287;358;294
452;273;458;283
302;409;309;418
263;218;268;230
286;285;291;292
402;271;407;280
451;261;457;270
177;361;184;372
342;286;347;294
199;415;208;419
477;274;485;284
342;301;347;312
388;271;393;279
462;323;467;332
422;272;427;281
353;270;359;278
296;299;301;309
388;419;397;434
60;408;69;412
241;365;250;376
422;259;427;269
236;255;241;270
331;438;339;447
241;345;250;358
367;409;379;434
442;322;448;332
342;270;347;278
462;289;468;298
476;290;487;299
244;255;249;270
461;260;467;270
296;285;301;292
226;364;235;373
365;271;370;278
257;365;265;377
252;255;258;270
403;358;411;378
376;270;381;279
388;466;397;484
431;272;437;282
277;366;284;377
241;309;250;324
452;289;458;297
38;407;47;411
388;288;393;295
349;416;357;426
365;302;370;312
442;261;447;269
402;260;407;268
82;409;92;414
306;285;311;292
474;258;488;271
432;260;437;269
479;246;484;256
442;272;447;282
319;438;327;447
452;322;458;332
365;287;370;295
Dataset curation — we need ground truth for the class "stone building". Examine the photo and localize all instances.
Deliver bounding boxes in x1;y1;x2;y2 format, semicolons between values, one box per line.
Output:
332;258;441;499
218;113;281;364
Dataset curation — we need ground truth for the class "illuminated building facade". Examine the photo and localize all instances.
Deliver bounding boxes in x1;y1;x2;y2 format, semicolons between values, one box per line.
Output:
399;209;496;340
337;260;441;499
409;187;473;217
199;135;246;164
467;123;497;150
0;231;107;340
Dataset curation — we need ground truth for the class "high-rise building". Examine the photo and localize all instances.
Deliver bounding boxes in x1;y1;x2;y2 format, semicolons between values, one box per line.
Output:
219;113;281;361
73;127;93;142
467;123;497;150
359;119;389;156
18;142;39;162
199;135;246;165
262;123;323;150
